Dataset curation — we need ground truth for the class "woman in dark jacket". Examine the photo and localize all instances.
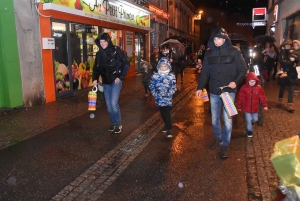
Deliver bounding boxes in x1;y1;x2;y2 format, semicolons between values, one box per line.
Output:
269;44;279;80
277;39;298;113
92;33;130;133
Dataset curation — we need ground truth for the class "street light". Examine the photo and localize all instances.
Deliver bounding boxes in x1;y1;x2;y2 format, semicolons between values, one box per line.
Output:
196;10;203;20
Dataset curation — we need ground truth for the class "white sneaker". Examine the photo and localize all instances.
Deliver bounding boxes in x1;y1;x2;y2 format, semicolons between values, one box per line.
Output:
167;130;173;138
167;134;173;138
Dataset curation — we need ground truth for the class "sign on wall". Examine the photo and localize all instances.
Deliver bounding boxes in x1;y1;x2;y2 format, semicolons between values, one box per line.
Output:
252;8;267;21
41;0;150;29
274;5;278;23
125;31;134;65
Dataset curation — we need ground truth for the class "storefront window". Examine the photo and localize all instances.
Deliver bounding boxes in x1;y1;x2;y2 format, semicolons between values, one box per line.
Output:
70;24;99;90
284;12;300;40
102;28;123;49
52;22;70;95
52;21;100;96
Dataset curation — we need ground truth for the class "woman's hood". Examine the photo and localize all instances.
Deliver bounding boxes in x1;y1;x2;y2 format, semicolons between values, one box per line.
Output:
94;32;113;49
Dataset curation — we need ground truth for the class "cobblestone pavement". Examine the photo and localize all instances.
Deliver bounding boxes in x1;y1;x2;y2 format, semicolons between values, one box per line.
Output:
51;82;196;201
1;69;300;200
246;79;300;200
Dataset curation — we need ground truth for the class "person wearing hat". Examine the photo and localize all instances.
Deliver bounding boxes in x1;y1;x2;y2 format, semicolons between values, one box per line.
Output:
277;39;298;113
92;32;130;134
140;61;153;98
195;27;247;158
149;57;177;138
292;39;300;66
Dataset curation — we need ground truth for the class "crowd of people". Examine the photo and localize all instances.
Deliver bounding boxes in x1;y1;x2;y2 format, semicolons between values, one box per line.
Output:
91;29;299;159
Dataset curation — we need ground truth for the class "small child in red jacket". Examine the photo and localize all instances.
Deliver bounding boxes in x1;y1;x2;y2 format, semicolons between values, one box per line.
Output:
237;72;268;138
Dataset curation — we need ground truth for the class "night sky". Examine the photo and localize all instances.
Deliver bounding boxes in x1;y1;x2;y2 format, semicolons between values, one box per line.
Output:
190;0;269;21
189;0;269;36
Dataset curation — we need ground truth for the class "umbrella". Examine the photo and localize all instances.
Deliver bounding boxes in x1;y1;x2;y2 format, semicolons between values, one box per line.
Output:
253;35;276;43
228;33;248;44
164;36;189;44
160;39;185;57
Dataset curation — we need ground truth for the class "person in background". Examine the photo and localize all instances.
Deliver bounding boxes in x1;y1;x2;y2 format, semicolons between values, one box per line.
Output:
252;42;264;72
160;44;179;82
195;44;206;73
92;33;130;134
195;27;247;158
268;44;279;80
277;39;298;113
292;39;300;66
149;57;177;138
197;44;206;62
262;53;270;81
237;72;268;138
141;61;153;98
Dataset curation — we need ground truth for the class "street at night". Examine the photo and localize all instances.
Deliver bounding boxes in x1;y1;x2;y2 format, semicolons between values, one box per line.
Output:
1;0;300;200
1;68;300;200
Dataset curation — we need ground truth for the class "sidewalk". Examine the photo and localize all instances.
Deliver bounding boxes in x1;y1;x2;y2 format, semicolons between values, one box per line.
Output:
0;75;144;151
246;79;300;200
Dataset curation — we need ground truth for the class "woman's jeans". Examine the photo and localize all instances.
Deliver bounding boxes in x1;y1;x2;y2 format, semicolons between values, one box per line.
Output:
103;81;122;126
210;93;235;146
159;106;172;130
244;112;258;132
279;85;294;103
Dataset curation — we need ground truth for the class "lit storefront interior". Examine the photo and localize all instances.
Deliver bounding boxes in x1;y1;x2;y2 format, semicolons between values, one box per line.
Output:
39;0;151;102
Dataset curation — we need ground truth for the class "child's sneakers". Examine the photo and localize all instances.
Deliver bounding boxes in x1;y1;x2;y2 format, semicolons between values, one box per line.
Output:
162;126;167;133
280;72;287;78
167;130;173;138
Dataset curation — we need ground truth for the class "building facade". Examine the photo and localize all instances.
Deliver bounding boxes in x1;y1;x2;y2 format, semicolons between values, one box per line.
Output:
1;0;152;109
267;0;300;46
1;0;196;109
197;8;254;49
146;0;196;66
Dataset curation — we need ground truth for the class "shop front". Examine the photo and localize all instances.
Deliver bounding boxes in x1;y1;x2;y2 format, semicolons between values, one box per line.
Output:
39;0;151;102
283;11;300;41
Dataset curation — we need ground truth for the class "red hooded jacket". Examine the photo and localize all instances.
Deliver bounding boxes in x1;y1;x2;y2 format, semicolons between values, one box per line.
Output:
237;72;268;113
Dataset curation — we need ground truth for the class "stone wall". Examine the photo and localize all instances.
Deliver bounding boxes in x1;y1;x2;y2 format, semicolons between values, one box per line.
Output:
13;0;45;107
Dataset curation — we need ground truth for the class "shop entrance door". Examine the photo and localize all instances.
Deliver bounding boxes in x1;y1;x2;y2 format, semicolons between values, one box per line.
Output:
135;33;146;73
52;21;73;97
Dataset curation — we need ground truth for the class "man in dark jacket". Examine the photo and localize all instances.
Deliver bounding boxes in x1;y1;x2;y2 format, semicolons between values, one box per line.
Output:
195;27;247;158
92;32;130;134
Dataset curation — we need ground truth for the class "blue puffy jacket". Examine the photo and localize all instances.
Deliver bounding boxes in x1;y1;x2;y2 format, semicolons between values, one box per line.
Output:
149;73;177;107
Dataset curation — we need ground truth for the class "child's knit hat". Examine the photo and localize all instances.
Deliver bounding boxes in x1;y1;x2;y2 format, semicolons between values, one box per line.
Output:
156;57;172;77
156;57;172;70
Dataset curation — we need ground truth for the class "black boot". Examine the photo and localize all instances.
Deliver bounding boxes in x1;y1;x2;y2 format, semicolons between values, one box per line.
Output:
210;138;221;149
220;146;228;158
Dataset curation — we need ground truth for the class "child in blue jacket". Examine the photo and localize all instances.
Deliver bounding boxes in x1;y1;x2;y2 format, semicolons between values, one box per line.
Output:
149;57;177;138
